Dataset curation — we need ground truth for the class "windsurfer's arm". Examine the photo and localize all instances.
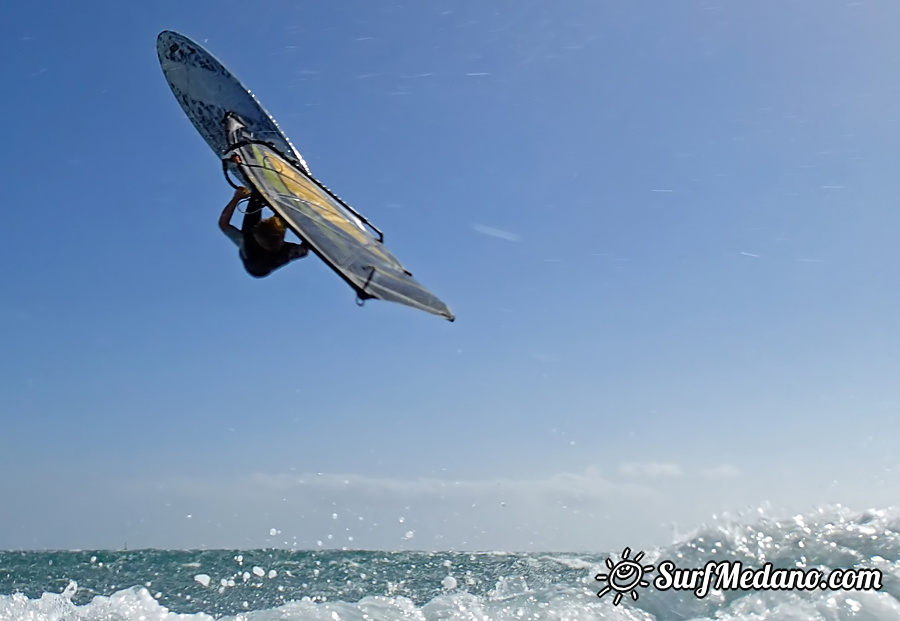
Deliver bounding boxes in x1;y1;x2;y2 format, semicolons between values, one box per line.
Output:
219;187;251;233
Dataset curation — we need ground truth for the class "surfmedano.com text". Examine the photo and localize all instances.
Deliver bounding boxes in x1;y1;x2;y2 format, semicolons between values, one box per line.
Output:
654;560;882;599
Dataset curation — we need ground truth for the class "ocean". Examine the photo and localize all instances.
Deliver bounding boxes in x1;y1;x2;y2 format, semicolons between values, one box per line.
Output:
1;506;898;620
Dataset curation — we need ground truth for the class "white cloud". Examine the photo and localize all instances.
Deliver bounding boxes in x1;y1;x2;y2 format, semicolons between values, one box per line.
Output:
701;464;742;480
472;223;521;242
619;462;683;478
172;468;659;503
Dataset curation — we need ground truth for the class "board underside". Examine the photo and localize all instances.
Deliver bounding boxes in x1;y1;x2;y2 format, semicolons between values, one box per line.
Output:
157;30;309;172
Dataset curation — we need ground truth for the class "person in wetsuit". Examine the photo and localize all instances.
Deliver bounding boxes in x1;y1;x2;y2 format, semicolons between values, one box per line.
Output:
218;186;309;278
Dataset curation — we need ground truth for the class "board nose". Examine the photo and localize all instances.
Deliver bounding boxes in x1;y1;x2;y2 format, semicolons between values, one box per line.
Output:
156;30;185;62
157;30;173;48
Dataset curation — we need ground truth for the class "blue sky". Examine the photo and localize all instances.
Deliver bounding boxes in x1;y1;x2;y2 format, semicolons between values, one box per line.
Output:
2;0;900;551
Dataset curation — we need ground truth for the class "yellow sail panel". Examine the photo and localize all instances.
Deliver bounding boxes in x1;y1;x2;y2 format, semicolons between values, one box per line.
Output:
256;147;371;246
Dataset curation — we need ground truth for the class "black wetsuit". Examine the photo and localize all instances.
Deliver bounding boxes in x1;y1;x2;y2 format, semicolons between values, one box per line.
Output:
224;196;307;278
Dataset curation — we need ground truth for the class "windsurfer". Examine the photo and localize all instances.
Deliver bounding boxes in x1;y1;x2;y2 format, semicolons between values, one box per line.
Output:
218;186;309;278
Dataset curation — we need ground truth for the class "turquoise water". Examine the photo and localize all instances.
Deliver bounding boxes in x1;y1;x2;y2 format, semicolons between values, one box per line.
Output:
2;507;900;620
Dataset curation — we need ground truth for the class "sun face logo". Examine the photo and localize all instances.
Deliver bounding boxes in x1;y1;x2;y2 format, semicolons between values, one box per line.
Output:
595;547;655;606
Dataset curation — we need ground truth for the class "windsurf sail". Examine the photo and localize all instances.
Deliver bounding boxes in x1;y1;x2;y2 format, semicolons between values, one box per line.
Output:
224;116;454;321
